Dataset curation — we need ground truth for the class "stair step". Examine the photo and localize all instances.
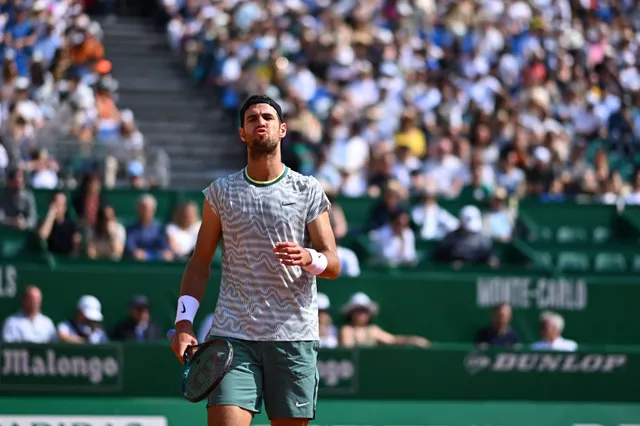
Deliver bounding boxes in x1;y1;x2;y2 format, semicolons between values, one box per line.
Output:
102;19;245;188
115;78;191;92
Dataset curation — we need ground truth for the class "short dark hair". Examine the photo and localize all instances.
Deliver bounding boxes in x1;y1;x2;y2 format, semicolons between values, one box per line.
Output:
238;95;284;127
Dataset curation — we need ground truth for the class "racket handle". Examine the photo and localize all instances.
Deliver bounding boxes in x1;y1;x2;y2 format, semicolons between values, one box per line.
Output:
166;329;176;341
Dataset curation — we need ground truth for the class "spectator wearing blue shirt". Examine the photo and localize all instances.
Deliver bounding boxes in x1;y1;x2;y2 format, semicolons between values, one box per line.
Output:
475;303;520;348
125;194;174;262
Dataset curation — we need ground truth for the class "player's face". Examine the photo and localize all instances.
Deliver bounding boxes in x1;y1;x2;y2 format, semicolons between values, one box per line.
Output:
239;103;287;156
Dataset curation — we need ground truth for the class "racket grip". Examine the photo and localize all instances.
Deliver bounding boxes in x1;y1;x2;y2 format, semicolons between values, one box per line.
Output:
166;329;176;341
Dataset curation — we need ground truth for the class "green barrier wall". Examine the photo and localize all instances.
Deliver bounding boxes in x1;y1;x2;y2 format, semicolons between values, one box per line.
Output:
1;398;640;426
0;343;637;402
1;261;639;345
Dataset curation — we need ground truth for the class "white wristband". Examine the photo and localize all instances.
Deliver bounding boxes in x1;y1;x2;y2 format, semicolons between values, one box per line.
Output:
303;248;328;276
175;295;200;325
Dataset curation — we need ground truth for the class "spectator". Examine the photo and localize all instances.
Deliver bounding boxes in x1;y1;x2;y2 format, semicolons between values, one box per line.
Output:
410;184;459;241
112;295;161;342
318;293;338;349
483;188;515;242
460;159;494;202
475;303;520;349
339;292;429;349
2;285;56;343
435;205;498;268
526;146;555;197
369;209;417;267
58;295;108;344
496;150;526;197
27;149;59;189
531;311;578;352
68;15;105;71
166;201;201;260
624;168;640;205
0;168;37;229
395;109;427;159
366;180;408;232
38;191;81;255
322;181;360;277
127;160;147;189
125;194;174;262
73;172;106;228
94;77;121;142
86;204;126;260
423;137;467;198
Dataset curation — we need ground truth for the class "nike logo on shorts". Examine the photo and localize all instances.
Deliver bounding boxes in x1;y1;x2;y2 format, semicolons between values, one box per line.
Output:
295;402;310;408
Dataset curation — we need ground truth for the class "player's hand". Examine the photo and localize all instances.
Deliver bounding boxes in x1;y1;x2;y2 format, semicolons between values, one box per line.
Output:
171;321;198;364
273;242;312;267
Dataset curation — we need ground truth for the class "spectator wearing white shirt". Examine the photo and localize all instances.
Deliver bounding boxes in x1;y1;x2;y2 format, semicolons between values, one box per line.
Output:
369;209;417;267
167;201;202;260
483;187;515;242
623;169;640;205
423;137;468;198
58;295;109;344
531;311;578;352
2;285;56;343
329;120;369;197
410;184;459;241
317;293;338;349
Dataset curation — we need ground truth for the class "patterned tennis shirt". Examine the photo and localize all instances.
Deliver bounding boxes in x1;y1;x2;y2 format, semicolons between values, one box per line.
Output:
203;165;331;341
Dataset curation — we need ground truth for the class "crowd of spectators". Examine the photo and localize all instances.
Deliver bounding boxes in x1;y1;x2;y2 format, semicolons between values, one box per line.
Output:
158;0;640;269
164;0;640;205
0;0;147;189
2;284;579;354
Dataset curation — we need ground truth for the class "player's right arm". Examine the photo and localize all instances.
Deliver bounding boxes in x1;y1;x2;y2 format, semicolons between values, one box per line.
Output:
171;200;221;362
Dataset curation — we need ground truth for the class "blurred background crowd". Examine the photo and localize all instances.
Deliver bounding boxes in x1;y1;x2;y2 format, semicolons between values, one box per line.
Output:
163;0;640;204
0;0;147;190
0;0;634;356
1;0;640;272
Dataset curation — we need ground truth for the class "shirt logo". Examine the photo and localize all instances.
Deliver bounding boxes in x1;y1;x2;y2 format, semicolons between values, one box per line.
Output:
281;201;296;206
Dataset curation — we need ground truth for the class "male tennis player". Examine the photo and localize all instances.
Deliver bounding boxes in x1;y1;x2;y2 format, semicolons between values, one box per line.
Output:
171;95;340;426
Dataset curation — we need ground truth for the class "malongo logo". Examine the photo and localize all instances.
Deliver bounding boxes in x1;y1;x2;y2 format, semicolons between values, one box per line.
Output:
464;352;627;375
0;344;123;392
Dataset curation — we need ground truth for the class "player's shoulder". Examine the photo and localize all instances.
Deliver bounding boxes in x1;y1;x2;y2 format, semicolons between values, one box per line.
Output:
206;169;245;191
285;168;323;192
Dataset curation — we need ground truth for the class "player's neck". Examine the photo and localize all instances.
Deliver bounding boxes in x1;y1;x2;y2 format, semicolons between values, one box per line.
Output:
245;156;285;182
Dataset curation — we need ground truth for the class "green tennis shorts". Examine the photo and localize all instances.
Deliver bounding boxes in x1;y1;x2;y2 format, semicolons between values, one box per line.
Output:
207;335;320;420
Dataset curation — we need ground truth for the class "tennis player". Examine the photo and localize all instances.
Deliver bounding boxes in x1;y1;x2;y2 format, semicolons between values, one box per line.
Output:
171;95;340;426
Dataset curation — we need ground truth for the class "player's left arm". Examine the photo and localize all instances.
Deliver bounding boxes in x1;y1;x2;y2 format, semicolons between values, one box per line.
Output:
273;177;340;279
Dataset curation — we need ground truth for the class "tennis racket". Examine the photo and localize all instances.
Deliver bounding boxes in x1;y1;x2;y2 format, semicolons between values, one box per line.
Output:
167;329;234;403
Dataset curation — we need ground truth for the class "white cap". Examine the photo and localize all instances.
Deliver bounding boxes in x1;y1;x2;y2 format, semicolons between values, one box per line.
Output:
120;109;134;123
14;76;30;90
341;292;379;316
460;205;483;233
533;146;551;164
317;293;330;311
77;295;103;322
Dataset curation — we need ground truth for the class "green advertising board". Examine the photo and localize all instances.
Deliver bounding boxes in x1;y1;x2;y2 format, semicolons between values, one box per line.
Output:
1;343;637;402
1;398;640;426
1;261;640;345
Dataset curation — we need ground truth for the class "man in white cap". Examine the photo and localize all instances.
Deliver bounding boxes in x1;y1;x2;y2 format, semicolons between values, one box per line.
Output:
434;205;498;268
57;295;108;344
